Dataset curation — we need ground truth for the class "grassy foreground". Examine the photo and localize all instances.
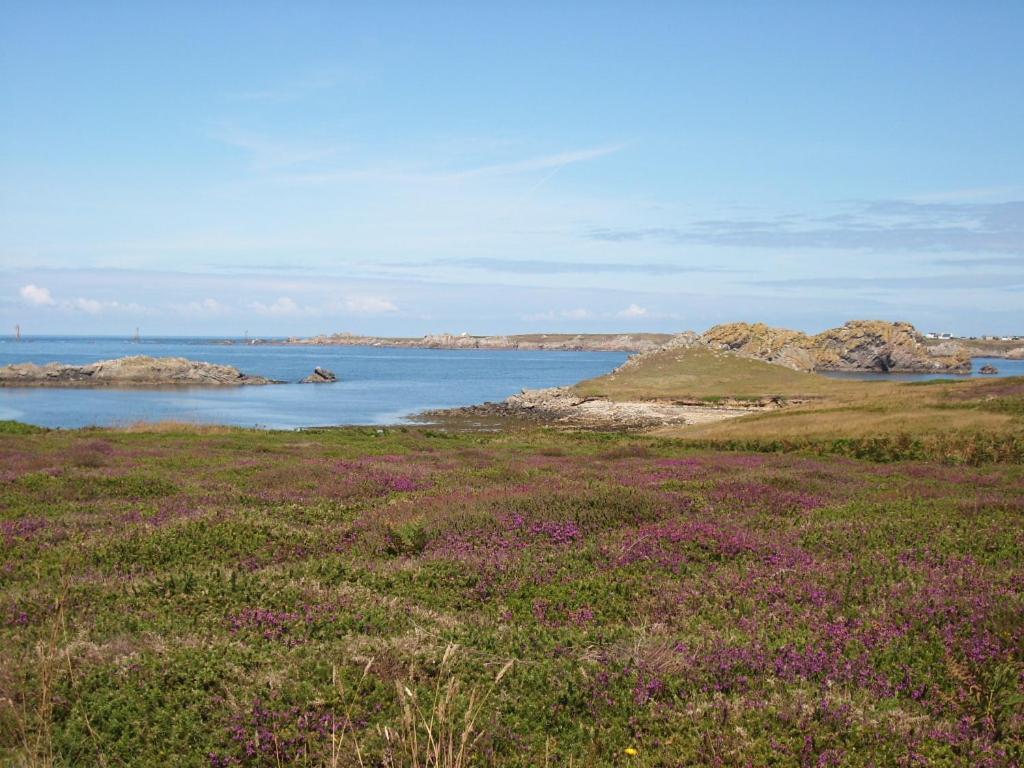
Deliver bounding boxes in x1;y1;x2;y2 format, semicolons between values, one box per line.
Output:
1;424;1022;766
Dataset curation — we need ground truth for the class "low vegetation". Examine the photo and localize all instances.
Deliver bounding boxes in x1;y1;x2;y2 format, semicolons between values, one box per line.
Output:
574;346;1024;463
1;424;1021;766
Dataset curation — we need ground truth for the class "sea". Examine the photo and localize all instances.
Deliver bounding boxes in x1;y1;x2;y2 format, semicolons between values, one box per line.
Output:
0;336;629;429
0;337;1020;430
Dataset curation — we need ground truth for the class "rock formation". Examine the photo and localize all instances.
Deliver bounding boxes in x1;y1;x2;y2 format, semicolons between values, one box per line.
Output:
979;364;999;375
301;367;337;383
699;320;971;373
0;356;279;387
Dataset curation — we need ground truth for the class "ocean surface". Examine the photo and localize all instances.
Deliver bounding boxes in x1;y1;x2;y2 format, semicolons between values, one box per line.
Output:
0;337;629;429
0;337;1020;429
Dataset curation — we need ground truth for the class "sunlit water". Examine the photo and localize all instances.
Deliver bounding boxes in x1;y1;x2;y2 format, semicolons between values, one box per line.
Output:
0;337;628;429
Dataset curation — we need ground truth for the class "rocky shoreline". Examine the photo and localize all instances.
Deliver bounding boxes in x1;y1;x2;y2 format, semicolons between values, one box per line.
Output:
418;387;761;430
0;356;280;387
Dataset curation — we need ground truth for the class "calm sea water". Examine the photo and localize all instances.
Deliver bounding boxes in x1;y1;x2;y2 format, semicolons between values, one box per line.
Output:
1;338;1020;429
0;337;628;429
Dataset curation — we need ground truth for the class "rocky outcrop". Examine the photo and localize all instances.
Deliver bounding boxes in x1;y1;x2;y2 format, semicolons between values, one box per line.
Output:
979;364;999;375
700;321;971;373
0;356;279;387
699;323;817;371
301;367;337;383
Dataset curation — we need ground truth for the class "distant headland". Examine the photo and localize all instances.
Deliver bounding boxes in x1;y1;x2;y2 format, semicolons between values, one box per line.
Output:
226;320;1023;370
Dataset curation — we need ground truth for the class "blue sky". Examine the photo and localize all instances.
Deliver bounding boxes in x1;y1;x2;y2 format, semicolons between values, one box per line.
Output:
2;2;1022;336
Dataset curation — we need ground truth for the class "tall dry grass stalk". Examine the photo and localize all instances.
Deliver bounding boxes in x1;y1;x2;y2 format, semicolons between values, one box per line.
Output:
0;580;67;768
379;644;513;768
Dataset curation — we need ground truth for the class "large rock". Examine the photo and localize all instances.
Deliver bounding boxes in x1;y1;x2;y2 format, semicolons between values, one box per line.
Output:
699;323;817;371
0;356;280;387
700;320;971;373
301;367;337;383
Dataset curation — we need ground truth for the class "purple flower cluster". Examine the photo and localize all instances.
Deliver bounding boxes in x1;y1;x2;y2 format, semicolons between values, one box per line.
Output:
208;698;349;766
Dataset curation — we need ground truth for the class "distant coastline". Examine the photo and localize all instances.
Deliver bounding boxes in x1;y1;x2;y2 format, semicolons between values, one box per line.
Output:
228;332;673;353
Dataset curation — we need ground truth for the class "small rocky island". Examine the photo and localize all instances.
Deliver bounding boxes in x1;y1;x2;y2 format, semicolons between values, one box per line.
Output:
0;356;280;387
301;367;337;383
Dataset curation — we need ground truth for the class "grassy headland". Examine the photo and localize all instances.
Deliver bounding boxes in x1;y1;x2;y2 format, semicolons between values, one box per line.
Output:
573;345;1024;463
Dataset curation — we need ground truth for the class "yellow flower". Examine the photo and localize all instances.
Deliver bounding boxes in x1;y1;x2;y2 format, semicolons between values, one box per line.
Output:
624;747;639;756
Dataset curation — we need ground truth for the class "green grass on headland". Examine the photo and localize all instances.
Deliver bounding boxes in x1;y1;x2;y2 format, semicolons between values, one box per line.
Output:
571;345;1024;462
574;345;871;402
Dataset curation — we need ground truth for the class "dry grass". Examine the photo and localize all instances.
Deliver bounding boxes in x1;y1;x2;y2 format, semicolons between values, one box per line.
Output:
381;645;513;768
665;403;1019;441
101;420;242;435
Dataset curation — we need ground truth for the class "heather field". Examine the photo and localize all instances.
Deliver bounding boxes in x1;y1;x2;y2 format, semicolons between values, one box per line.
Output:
1;423;1022;767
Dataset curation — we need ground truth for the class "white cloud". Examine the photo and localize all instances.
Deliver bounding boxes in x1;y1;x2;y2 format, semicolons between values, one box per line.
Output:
250;296;302;316
560;308;593;319
72;298;103;314
616;304;648;318
20;284;55;306
173;298;230;316
65;298;146;314
522;307;595;322
341;296;398;314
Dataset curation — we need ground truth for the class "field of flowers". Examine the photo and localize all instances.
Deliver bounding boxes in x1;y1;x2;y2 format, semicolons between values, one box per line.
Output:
1;423;1022;766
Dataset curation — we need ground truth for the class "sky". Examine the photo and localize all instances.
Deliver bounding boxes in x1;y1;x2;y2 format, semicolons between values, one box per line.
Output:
1;1;1022;337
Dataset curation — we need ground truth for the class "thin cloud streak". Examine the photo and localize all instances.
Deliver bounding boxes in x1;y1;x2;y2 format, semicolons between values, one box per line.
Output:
587;200;1024;254
417;257;739;276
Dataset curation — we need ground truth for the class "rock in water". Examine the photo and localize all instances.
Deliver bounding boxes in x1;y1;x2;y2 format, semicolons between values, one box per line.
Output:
978;364;999;375
0;356;279;387
302;367;337;383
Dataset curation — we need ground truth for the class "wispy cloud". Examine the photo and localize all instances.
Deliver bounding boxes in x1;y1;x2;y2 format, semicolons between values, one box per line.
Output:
253;143;624;188
587;200;1024;254
931;256;1024;268
226;67;355;104
250;297;302;316
450;144;624;179
18;284;147;314
249;295;399;317
616;303;648;318
211;127;344;170
752;274;1024;291
423;257;736;276
522;307;595;322
337;296;398;314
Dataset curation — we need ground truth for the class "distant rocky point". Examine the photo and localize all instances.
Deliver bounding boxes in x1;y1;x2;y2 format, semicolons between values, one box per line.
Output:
698;320;972;374
0;356;280;387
